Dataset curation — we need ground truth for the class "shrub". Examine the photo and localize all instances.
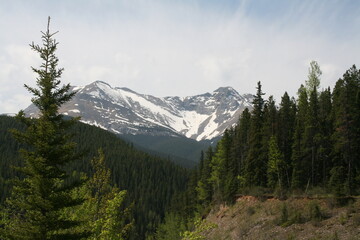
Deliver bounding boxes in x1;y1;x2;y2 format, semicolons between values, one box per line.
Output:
277;203;289;226
308;201;323;221
246;207;255;216
352;213;360;226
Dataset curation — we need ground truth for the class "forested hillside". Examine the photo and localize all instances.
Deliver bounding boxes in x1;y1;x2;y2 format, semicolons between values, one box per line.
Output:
0;115;189;239
1;3;359;239
121;134;212;168
154;63;360;239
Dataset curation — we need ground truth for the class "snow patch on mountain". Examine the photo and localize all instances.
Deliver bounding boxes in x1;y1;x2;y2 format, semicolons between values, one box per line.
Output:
25;81;253;141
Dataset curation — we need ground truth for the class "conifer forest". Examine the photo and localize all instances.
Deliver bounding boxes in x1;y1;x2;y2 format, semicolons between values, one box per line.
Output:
1;17;360;240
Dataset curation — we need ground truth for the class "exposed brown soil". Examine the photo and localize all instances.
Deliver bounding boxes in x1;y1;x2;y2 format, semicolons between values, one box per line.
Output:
202;196;360;240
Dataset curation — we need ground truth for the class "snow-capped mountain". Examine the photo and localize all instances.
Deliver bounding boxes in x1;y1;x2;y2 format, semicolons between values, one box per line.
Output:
25;81;253;141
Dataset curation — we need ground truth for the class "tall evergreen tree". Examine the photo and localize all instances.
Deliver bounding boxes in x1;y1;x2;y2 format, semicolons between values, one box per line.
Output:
317;88;333;186
233;108;251;180
210;130;234;203
260;96;278;186
278;92;295;188
1;18;87;239
245;82;266;187
222;129;237;203
263;96;277;137
303;86;320;187
196;147;213;205
331;65;360;195
291;85;308;189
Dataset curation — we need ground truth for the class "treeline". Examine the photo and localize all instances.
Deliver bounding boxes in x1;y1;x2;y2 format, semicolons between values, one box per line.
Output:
0;115;189;239
197;63;360;202
154;63;360;239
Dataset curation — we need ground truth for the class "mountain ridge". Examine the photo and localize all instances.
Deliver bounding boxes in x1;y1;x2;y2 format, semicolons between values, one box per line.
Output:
25;81;253;141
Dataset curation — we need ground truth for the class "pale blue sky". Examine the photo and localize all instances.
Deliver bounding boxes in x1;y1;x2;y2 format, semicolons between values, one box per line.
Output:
0;0;359;113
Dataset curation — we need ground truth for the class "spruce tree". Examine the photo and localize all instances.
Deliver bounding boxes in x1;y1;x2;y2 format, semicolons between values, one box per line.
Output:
291;85;308;189
222;129;237;203
303;86;320;187
261;96;278;179
245;81;266;187
235;108;251;185
318;88;333;186
196;147;213;205
331;65;360;195
1;18;87;239
263;96;277;138
210;129;233;203
278;92;295;188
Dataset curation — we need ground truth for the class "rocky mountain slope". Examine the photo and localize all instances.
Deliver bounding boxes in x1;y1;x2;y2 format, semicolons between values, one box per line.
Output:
25;81;253;141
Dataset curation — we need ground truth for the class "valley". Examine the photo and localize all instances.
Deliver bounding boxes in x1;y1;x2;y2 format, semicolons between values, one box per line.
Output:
1;2;359;239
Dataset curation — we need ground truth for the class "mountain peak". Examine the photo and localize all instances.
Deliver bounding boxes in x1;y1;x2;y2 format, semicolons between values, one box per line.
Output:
25;81;253;141
214;86;239;95
92;80;112;88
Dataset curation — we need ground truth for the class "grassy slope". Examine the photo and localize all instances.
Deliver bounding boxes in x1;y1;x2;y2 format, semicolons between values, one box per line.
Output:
202;196;360;240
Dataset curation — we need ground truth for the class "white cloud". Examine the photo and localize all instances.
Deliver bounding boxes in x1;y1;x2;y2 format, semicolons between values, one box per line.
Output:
0;44;38;113
0;0;359;112
0;94;31;114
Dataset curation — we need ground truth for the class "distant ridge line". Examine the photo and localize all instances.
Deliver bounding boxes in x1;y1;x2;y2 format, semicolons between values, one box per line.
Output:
0;113;16;116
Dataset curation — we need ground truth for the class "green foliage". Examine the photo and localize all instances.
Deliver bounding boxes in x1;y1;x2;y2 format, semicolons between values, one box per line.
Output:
0;116;25;203
95;190;133;240
278;92;296;188
291;84;309;189
70;123;190;239
328;166;346;197
277;203;304;227
0;117;189;239
308;201;323;222
306;60;322;96
331;65;360;195
267;136;285;191
303;85;321;188
332;231;340;240
162;64;359;239
233;108;251;190
245;81;266;187
121;134;209;168
1;18;87;240
352;213;360;227
181;218;217;240
338;212;348;225
154;212;186;240
246;206;256;216
279;203;289;225
210;130;235;203
2;49;360;239
65;149;134;239
165;65;360;234
151;63;360;240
